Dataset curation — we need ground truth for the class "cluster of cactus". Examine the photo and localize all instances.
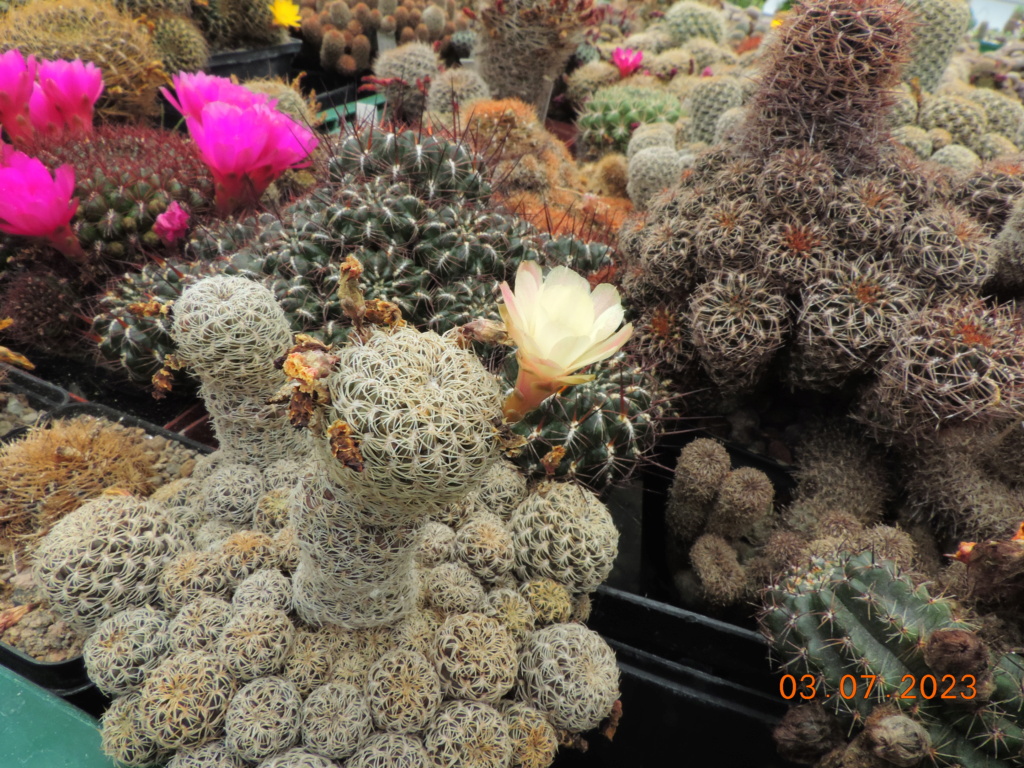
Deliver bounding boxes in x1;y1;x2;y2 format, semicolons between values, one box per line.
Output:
298;0;469;76
900;0;971;92
762;551;1024;768
617;0;1024;462
578;84;684;158
0;0;167;119
664;437;777;608
35;274;623;768
94;126;664;486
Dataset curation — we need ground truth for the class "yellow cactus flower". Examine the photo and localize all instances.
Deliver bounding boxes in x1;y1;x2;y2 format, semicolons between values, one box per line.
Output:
499;261;633;423
269;0;301;28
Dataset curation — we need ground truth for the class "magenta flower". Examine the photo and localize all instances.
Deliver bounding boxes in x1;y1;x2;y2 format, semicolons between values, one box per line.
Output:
0;145;83;260
611;47;644;78
28;82;64;140
161;72;276;124
153;201;190;246
0;50;38;146
186;101;318;215
35;58;103;137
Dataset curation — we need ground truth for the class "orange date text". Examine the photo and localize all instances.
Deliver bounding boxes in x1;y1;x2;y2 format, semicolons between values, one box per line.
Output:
778;673;977;700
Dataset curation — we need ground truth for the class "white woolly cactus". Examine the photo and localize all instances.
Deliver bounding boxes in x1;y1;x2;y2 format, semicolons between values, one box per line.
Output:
39;274;623;768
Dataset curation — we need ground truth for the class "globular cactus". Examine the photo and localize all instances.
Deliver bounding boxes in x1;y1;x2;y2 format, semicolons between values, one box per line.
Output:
423;700;512;768
150;14;210;74
224;676;303;761
300;683;374;759
626;146;684;210
688;271;789;393
139;650;239;750
425;67;491;115
0;0;167;120
858;298;1024;441
761;550;1024;768
509;483;618;593
662;0;727;46
371;41;441;122
898;204;992;292
100;692;171;767
217;606;295;681
682;76;744;145
498;701;559;768
365;650;442;732
168;597;233;653
892;125;933;159
577;85;684;157
26;124;213;273
901;0;971;92
518;623;619;732
433;612;517;702
345;733;430;768
929;143;982;174
519;578;573;626
84;606;171;697
918;95;989;150
32;495;188;633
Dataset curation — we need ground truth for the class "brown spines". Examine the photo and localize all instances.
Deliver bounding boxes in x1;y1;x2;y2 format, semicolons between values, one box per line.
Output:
755;149;838;219
740;0;912;172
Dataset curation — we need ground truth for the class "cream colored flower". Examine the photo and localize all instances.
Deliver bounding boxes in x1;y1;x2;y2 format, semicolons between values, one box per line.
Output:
499;261;633;422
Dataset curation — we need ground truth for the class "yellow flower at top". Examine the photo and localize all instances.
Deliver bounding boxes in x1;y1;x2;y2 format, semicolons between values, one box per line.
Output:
269;0;301;28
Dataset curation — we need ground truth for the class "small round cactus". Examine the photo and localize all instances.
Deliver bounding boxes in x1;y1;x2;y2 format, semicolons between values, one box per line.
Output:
282;629;338;697
423;700;512;768
84;606;171;697
159;550;233;613
166;739;248;768
416;522;457;567
300;682;374;760
232;568;292;612
365;650;443;733
139;651;238;750
518;578;573;625
168;596;233;653
433;612;517;702
422;562;486;614
518;623;620;732
482;588;536;645
224;676;303;761
510;483;619;592
101;692;171;767
498;701;559;768
345;733;430;768
454;513;514;582
201;463;266;526
217;606;295;681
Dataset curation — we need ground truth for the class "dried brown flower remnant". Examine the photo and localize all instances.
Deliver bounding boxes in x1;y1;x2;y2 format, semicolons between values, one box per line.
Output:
327;420;365;472
0;415;155;553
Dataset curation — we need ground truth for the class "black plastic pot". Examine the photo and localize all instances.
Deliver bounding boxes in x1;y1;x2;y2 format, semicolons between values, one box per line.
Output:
0;401;210;705
206;40;303;80
0;363;71;439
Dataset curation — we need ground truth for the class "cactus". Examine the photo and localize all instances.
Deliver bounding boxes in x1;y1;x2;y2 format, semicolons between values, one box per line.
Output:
741;0;910;172
929;143;982;174
918;95;989;149
224;676;303;761
84;607;171;697
578;84;684;157
426;67;491;115
473;0;590;120
900;0;971;92
150;14;210;73
423;700;512;768
0;0;167;120
627;146;684;210
662;1;727;46
27;123;214;272
761;550;1024;767
518;623;619;732
300;683;374;759
683;76;744;145
371;41;441;122
892;125;934;158
433;612;517;702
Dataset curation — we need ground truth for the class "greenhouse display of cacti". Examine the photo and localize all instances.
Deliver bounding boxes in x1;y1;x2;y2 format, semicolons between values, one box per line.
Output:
9;0;1024;763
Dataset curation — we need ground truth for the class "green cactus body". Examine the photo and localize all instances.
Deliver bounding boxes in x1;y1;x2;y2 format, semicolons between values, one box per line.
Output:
761;551;1024;767
900;0;971;92
663;1;727;46
578;85;683;157
151;13;210;73
684;76;745;145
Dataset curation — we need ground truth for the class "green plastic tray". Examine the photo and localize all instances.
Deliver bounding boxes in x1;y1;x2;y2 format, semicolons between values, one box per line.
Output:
0;665;116;768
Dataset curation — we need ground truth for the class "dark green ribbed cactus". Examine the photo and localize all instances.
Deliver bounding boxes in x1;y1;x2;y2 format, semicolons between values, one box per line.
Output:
761;551;1024;767
93;127;662;485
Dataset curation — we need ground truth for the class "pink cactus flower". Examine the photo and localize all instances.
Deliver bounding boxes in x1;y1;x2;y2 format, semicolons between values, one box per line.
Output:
0;145;83;260
0;50;38;146
700;66;714;77
611;47;644;78
152;201;190;245
28;83;64;140
161;72;276;124
34;58;103;137
186;101;318;215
